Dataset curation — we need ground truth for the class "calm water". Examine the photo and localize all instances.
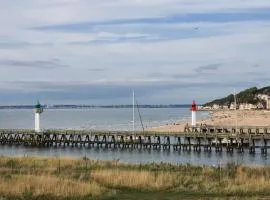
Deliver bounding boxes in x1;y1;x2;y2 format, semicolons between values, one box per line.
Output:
0;146;269;166
0;108;208;130
0;108;269;166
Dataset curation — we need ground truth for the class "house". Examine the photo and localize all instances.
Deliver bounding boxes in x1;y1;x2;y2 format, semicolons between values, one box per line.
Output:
197;105;203;110
257;102;265;109
257;94;269;101
212;104;220;110
230;103;236;110
202;106;211;110
239;103;254;110
222;105;229;110
257;94;269;109
239;104;245;110
249;104;257;110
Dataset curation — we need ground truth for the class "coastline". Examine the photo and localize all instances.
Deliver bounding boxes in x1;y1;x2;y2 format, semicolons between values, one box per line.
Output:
150;110;270;132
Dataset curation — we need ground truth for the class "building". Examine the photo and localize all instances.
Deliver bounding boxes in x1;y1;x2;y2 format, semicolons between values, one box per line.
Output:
202;106;212;110
197;105;203;110
249;104;258;110
256;94;270;109
257;94;269;101
239;103;260;110
239;104;244;110
212;104;220;110
257;102;265;109
230;103;236;110
222;105;229;110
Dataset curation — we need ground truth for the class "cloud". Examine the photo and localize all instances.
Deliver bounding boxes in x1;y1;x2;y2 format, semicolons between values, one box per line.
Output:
88;68;105;72
195;63;222;73
68;34;155;45
0;59;68;69
147;72;198;80
252;64;260;68
32;9;270;33
0;42;31;49
147;72;164;78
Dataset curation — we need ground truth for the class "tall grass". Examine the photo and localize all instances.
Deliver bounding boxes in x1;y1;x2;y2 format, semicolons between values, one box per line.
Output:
0;175;104;197
92;170;174;190
0;156;270;199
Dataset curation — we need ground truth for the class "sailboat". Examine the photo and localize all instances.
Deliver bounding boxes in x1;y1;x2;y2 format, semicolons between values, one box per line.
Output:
234;89;238;131
132;90;135;134
132;90;145;134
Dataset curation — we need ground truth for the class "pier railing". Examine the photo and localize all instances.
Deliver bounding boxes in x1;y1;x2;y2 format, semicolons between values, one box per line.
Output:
184;124;270;135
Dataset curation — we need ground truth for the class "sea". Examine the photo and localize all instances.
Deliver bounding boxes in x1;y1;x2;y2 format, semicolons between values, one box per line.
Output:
0;107;207;130
0;108;269;166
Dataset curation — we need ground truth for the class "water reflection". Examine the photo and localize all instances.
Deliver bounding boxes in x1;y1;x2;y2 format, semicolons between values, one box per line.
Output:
0;145;269;166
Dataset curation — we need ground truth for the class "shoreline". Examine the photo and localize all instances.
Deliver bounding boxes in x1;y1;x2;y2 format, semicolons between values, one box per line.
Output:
150;110;270;132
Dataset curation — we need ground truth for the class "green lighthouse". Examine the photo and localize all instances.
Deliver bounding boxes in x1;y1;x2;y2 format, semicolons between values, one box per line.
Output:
34;100;44;132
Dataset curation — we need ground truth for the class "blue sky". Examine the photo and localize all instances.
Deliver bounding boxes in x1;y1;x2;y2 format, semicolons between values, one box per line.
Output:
0;0;270;105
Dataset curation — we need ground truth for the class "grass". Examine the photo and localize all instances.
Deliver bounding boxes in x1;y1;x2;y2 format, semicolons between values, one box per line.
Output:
0;156;270;199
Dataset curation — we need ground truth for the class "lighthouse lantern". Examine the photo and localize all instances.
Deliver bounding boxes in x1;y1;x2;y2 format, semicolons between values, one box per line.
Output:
34;100;44;132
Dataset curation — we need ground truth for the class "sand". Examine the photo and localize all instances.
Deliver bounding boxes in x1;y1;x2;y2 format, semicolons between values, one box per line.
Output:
150;110;270;132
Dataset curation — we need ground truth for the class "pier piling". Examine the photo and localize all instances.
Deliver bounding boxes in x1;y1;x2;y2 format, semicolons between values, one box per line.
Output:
1;125;270;153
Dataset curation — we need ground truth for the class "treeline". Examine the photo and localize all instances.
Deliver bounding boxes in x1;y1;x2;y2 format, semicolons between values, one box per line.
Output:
204;86;270;107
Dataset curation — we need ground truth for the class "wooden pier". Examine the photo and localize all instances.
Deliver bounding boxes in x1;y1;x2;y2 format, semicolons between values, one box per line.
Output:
1;125;270;154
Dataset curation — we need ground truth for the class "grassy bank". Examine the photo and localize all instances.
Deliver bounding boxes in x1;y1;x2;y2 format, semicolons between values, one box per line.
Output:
0;156;270;199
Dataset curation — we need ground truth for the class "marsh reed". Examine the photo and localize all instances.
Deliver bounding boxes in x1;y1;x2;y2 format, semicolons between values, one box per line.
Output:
0;156;270;199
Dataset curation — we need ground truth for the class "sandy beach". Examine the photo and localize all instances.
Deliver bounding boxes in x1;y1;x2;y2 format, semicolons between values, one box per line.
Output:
150;110;270;132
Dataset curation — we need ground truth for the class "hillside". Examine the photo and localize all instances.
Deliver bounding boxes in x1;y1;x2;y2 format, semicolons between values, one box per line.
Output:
204;86;270;107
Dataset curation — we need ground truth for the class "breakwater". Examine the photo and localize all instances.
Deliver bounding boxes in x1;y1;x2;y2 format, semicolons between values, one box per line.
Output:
1;125;270;154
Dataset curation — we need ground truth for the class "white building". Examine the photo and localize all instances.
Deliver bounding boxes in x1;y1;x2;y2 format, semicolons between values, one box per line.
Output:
257;102;265;109
202;106;212;110
239;104;245;110
257;94;269;101
230;103;236;110
257;94;269;109
197;105;203;110
222;105;229;110
239;103;257;110
212;104;220;110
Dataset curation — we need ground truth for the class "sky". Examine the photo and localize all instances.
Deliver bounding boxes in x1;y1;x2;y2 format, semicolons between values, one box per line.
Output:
0;0;270;105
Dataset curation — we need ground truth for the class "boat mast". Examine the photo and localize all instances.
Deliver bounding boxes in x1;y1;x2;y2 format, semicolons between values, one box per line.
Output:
234;89;237;130
136;98;145;132
133;90;135;134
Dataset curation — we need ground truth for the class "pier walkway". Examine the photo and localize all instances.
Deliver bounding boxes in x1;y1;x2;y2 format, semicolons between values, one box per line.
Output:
1;125;270;154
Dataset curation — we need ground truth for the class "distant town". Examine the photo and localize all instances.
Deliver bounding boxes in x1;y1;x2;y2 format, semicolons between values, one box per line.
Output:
202;86;270;110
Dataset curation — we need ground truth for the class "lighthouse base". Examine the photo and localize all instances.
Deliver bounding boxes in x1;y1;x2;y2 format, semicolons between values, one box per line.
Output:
35;113;40;132
191;111;196;127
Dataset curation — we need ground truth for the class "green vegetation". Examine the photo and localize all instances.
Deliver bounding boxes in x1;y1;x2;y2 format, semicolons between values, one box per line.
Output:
0;157;270;199
204;86;270;107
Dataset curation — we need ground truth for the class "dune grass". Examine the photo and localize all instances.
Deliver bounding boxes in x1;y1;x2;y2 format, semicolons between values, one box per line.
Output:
0;156;270;199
